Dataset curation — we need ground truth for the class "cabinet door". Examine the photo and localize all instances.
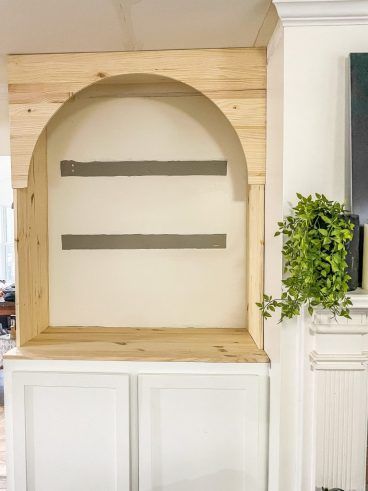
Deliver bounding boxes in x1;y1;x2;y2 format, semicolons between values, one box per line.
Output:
12;371;130;491
138;374;268;491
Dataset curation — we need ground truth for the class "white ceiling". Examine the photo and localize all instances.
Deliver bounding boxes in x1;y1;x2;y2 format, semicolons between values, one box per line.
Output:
0;0;277;154
0;0;276;54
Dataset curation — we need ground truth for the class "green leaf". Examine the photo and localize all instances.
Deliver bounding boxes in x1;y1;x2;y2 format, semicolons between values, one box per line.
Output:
257;193;352;322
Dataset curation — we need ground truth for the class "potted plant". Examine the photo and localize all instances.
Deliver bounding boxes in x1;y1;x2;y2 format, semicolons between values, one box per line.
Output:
258;193;354;322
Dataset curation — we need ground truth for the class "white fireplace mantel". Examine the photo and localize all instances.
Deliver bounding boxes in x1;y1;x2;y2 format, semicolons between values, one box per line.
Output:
299;291;368;490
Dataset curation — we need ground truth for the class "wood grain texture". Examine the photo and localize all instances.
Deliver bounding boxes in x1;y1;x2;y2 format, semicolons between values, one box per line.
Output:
15;131;49;346
4;327;269;363
9;48;266;353
8;48;266;187
247;184;265;349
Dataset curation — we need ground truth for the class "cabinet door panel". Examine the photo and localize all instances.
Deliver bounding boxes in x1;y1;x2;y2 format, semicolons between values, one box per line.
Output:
138;374;268;491
12;372;130;491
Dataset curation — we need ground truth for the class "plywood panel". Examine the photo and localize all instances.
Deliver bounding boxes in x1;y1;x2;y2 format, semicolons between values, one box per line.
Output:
8;48;266;187
15;131;49;346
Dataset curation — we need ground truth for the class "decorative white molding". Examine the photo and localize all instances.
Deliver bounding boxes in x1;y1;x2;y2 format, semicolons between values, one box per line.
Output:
311;322;368;334
312;313;368;333
274;0;368;26
310;350;368;370
348;288;368;309
311;291;368;332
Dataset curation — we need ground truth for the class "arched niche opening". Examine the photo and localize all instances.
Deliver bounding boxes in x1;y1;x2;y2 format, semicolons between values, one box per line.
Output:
10;49;265;358
46;74;248;330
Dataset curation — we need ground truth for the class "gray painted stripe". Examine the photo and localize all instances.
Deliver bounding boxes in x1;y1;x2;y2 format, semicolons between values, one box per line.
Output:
62;234;226;250
60;160;227;176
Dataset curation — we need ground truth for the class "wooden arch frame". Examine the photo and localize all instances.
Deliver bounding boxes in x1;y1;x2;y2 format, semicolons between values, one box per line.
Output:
8;48;266;349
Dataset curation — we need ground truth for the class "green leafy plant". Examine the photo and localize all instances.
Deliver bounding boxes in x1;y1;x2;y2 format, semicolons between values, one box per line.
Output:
258;193;354;322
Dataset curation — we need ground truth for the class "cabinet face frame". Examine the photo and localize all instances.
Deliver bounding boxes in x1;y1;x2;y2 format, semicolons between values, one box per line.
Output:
8;48;266;348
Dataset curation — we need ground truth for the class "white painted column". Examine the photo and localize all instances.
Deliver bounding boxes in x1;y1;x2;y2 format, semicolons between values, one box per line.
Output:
267;1;368;489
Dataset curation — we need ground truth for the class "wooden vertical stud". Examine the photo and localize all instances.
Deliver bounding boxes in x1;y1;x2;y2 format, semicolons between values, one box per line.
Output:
15;130;49;346
247;184;265;349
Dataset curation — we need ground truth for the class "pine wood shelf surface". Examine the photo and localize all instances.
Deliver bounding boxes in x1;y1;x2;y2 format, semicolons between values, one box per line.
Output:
5;327;269;363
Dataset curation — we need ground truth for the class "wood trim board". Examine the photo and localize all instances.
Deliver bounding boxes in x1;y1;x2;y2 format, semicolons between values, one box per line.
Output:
8;48;266;188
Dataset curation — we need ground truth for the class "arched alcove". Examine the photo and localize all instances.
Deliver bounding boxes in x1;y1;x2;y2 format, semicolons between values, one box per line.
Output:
9;48;266;356
47;74;247;329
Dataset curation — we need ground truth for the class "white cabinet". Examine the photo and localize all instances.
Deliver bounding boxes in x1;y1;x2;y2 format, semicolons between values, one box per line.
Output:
138;374;268;491
5;362;269;491
10;371;131;491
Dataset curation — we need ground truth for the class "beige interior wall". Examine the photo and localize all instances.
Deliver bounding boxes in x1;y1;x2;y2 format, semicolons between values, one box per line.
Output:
47;82;247;327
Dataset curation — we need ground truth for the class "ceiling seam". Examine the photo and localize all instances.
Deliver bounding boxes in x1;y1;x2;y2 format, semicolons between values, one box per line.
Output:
254;0;273;47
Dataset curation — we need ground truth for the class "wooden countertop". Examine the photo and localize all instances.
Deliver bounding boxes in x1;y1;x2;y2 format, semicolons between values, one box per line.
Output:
5;327;269;363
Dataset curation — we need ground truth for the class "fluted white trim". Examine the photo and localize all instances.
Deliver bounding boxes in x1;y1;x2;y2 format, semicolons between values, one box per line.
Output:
315;367;368;490
274;0;368;26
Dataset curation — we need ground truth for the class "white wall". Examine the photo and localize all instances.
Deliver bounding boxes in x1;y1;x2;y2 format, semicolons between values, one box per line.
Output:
47;85;247;328
0;156;12;207
0;56;10;156
283;24;368;207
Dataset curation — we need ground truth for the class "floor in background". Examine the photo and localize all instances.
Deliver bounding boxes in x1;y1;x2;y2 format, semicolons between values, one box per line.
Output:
0;370;6;489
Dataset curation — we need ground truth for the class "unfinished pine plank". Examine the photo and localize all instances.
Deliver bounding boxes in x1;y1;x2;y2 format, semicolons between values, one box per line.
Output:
5;327;269;363
236;127;266;183
15;131;49;346
9;83;266;104
8;48;266;188
247;184;265;349
8;48;266;85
